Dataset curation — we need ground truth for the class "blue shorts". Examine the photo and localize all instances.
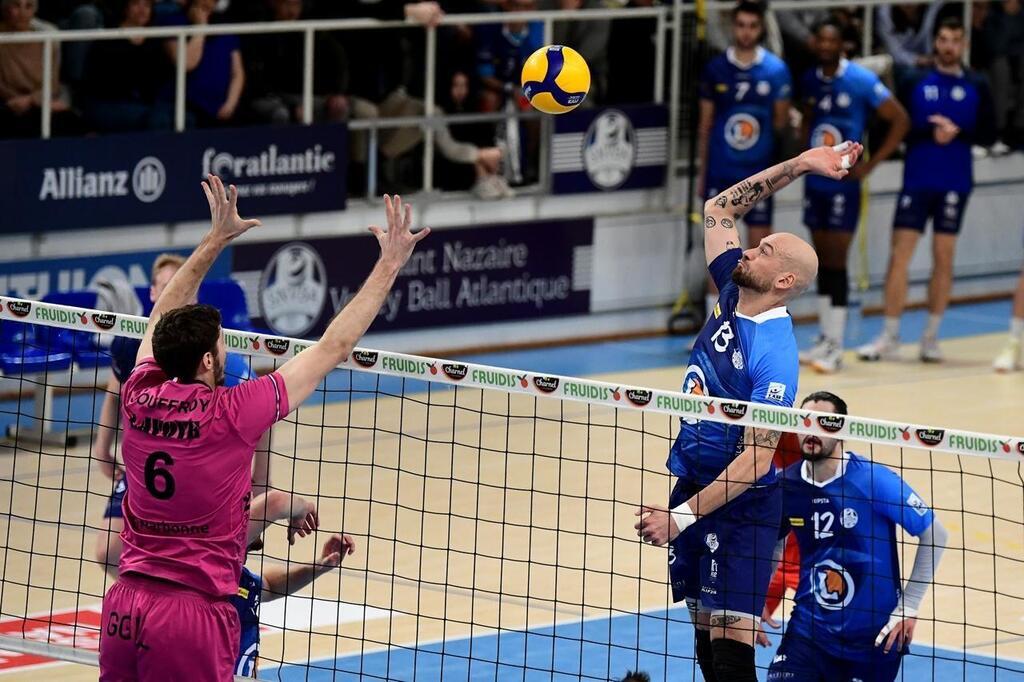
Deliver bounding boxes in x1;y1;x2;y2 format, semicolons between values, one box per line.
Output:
767;633;904;682
893;189;970;235
803;185;862;233
707;177;774;228
668;479;781;620
104;476;127;519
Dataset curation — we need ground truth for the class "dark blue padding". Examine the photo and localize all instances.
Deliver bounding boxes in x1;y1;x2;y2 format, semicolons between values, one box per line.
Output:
0;319;73;375
39;291;111;370
198;279;253;332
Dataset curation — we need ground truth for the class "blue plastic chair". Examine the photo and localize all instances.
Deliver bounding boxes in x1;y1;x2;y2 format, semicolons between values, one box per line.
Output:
39;291;110;370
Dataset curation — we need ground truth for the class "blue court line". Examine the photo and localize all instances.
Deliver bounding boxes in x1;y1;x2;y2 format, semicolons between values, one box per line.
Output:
258;607;1024;681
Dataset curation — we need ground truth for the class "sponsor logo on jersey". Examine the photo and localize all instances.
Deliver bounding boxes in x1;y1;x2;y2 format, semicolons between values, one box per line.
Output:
811;123;844;148
533;376;560;393
731;348;745;370
915;428;945;447
951;85;965;101
705;533;719;552
264;338;290;355
900;193;912;209
709;558;718;579
714;303;721;319
724;113;761;151
352;350;379;368
836;92;851;108
625;389;653;407
91;313;116;330
812;559;855;610
765;382;786;402
442;363;468;381
721;402;747;419
907;492;929;516
756;80;771;96
817;415;845;433
841;507;859;529
789;517;805;527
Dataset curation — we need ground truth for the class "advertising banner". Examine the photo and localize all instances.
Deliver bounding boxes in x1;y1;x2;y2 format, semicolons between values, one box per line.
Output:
0;124;347;233
231;218;594;335
550;104;668;194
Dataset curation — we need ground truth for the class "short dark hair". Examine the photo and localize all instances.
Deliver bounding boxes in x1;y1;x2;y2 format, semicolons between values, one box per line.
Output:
152;304;221;381
934;16;965;38
620;672;651;682
732;0;765;21
812;17;843;36
801;391;848;415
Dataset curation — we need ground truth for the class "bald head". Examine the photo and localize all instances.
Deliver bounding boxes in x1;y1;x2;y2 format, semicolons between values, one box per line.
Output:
772;232;818;298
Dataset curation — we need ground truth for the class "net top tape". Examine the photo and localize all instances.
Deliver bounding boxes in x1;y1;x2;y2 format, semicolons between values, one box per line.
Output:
4;296;1022;461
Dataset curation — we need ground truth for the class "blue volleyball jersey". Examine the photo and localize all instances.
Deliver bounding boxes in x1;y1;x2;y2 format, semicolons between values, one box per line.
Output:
232;567;263;677
109;336;253;386
802;59;891;192
668;249;799;486
699;47;792;177
903;69;990;192
780;452;935;659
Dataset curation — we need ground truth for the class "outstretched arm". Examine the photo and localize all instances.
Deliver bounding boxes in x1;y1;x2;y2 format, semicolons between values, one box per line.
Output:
702;143;863;264
261;533;356;602
247;490;320;546
135;175;261;365
275;195;429;411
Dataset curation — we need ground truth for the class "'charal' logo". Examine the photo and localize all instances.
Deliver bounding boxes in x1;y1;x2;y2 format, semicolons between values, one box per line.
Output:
583;110;637;190
91;313;116;330
442;363;468;381
260;243;328;337
916;429;945;447
1017;442;1024;456
352;350;379;368
818;415;845;433
533;376;560;393
720;402;747;420
7;301;31;317
264;338;290;355
625;389;652;407
132;156;166;203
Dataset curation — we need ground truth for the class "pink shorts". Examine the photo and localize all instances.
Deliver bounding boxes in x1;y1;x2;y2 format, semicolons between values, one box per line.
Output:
99;573;239;682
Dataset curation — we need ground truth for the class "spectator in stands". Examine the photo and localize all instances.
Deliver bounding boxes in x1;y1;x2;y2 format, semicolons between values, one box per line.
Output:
605;0;657;104
974;0;1024;149
243;0;349;125
80;0;172;132
539;0;610;105
158;0;244;127
475;0;543;112
776;6;862;79
0;0;83;137
874;0;953;92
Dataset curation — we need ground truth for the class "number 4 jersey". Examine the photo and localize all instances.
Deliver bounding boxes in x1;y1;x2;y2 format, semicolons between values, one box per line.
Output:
668;248;799;487
119;358;289;597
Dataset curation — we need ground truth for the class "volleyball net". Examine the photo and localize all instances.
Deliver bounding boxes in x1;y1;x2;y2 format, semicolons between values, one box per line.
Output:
1;296;1023;681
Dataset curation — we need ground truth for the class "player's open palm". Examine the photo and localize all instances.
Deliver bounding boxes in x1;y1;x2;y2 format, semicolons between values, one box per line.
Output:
318;533;356;572
201;174;262;243
369;194;431;271
800;142;864;180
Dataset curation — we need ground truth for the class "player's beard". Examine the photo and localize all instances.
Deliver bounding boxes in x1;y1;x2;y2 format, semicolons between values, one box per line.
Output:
731;263;772;293
213;354;226;387
800;435;835;462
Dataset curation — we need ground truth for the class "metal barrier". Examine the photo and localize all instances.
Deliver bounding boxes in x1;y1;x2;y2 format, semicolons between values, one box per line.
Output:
0;0;969;204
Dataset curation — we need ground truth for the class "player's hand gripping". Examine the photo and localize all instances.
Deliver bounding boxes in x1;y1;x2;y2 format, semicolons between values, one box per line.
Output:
634;504;681;546
369;194;431;272
929;114;960;145
316;533;357;574
286;497;320;546
201;174;262;243
876;610;918;653
798;141;864;180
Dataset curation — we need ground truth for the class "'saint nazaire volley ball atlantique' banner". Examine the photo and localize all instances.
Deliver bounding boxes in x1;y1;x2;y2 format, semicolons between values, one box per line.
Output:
0;123;347;233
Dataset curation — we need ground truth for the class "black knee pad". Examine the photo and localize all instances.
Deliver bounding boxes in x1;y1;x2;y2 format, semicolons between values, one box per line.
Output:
695;629;718;682
711;638;757;682
819;267;849;307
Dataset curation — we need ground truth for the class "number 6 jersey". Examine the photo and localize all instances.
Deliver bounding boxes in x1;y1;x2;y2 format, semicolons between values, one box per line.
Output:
119;357;289;597
668;248;798;487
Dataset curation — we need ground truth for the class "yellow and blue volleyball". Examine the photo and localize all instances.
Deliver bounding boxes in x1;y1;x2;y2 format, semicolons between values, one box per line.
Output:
521;45;590;114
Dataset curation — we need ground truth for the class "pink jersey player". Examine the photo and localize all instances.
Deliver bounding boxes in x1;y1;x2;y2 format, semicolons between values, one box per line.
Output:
99;178;428;682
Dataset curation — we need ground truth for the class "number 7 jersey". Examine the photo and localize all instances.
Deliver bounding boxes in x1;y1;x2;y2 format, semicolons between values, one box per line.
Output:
119;358;289;597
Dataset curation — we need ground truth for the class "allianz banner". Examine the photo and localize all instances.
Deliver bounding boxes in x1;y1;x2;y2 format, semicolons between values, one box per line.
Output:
0;124;347;233
550;104;668;194
232;218;593;335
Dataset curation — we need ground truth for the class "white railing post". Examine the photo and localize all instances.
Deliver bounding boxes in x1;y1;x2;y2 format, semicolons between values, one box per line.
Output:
423;25;437;193
302;27;314;125
539;16;555;192
41;38;52;139
655;9;667;104
174;33;187;132
367;126;379;200
863;5;873;56
962;1;972;66
666;0;684;206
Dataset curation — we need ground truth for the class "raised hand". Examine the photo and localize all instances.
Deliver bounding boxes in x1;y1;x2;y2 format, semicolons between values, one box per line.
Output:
318;533;357;572
286;497;320;546
368;194;431;271
201;174;262;243
799;141;864;180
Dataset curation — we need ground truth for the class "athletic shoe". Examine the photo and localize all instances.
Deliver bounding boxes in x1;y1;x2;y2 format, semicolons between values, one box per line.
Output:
993;338;1022;373
811;340;844;374
991;141;1012;157
857;333;901;362
800;336;831;365
919;336;943;363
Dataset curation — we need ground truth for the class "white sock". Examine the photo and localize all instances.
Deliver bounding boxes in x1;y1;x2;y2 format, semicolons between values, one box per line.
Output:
830;306;848;348
883;316;900;339
706;293;718;319
923;314;942;340
1010;318;1024;338
817;296;831;340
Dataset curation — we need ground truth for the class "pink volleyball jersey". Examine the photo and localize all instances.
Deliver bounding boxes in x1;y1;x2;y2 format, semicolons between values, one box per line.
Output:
118;357;289;597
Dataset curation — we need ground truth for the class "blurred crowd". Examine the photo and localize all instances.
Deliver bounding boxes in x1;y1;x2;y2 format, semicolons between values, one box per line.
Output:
1;0;1022;193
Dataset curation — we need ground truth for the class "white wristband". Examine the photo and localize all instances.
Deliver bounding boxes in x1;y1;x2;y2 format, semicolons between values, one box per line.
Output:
670;502;697;535
832;141;853;169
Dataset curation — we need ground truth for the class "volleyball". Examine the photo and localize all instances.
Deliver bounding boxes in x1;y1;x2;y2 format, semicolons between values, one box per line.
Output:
521;45;591;114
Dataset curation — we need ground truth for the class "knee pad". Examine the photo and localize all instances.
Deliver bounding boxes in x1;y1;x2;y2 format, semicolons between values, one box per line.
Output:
711;638;757;682
696;628;718;682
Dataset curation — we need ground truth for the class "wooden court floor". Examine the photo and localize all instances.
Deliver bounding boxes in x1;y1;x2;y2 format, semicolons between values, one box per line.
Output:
0;330;1022;679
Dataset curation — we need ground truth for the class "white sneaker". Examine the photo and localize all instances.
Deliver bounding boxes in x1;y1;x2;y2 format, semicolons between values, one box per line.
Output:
800;336;831;365
919;336;943;363
993;338;1022;373
857;333;901;362
972;145;990;160
811;340;844;374
992;141;1012;156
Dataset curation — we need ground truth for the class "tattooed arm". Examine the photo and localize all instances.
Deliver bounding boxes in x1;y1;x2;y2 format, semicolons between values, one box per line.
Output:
702;143;863;265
